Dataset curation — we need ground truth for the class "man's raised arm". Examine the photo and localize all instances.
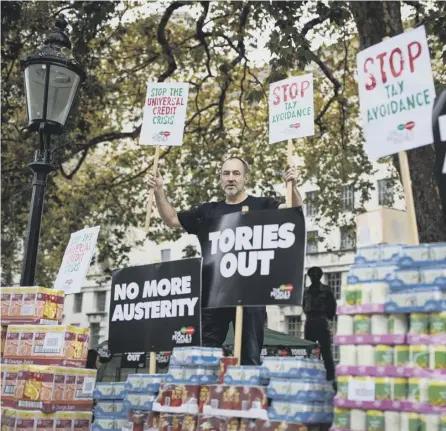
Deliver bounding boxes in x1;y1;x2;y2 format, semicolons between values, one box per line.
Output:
147;172;181;228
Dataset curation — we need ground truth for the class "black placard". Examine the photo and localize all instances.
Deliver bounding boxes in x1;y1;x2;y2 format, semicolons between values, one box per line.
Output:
108;258;201;353
120;352;147;369
199;207;305;308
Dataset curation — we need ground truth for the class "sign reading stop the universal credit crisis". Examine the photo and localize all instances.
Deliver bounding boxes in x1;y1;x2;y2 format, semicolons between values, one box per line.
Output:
140;82;189;146
269;73;314;144
54;226;100;294
357;26;435;160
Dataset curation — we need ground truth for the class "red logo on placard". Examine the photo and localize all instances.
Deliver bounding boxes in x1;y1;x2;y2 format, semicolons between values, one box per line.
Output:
159;131;171;137
289;123;300;129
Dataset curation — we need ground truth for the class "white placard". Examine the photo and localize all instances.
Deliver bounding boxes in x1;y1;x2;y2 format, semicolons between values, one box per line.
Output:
348;379;375;402
82;377;96;395
54;226;100;294
269;74;314;144
357;26;435;160
139;82;189;146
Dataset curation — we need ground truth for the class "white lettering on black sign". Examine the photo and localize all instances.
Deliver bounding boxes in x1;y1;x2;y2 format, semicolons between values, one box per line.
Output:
111;275;198;322
208;223;296;278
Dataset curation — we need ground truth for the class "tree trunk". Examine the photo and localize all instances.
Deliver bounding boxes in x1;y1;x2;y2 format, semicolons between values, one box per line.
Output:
349;1;446;242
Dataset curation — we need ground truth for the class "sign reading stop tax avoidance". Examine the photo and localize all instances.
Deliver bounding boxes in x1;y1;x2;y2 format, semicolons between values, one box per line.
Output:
269;73;314;144
139;82;189;146
199;208;306;308
108;258;201;353
356;26;435;160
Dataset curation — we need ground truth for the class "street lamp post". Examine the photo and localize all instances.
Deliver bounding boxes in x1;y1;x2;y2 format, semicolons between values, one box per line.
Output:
20;15;86;286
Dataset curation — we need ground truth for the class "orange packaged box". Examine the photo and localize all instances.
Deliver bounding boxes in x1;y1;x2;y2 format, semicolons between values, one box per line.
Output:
4;325;89;366
54;412;74;431
1;286;64;325
1;287;12;317
1;325;7;356
1;365;21;400
35;412;56;431
72;411;92;431
16;365;56;408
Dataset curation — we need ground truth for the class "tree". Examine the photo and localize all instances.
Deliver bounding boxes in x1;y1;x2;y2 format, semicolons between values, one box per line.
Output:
2;1;445;286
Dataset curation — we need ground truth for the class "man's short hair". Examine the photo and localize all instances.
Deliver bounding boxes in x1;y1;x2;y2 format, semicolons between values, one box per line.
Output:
308;266;323;278
221;156;249;174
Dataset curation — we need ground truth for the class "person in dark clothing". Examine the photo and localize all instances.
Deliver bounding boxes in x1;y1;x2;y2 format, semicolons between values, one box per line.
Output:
147;157;303;365
86;349;100;370
303;266;337;382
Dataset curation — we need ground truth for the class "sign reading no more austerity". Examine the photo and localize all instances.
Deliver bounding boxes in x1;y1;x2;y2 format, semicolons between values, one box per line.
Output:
139;82;189;146
356;26;435;159
199;208;306;308
108;258;201;353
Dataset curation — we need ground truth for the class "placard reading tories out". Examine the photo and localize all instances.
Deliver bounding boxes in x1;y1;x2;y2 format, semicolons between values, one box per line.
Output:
108;258;201;353
199;208;306;308
356;26;435;159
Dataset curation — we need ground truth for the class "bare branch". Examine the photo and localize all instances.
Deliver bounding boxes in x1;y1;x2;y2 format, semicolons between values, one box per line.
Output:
157;1;188;82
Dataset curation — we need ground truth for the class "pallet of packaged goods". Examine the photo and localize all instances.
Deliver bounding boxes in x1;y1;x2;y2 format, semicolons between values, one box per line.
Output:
1;286;64;326
92;347;334;431
332;243;446;431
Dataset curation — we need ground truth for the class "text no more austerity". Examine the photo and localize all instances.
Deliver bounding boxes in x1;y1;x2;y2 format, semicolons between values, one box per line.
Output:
111;275;198;322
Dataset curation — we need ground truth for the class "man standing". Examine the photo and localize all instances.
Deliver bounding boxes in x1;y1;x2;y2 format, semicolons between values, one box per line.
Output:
147;157;303;365
303;266;337;383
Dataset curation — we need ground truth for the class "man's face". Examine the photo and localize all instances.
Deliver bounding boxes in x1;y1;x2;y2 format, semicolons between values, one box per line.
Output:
220;159;247;197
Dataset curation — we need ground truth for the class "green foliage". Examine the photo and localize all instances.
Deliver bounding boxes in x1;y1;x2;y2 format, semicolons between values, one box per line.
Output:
2;1;445;286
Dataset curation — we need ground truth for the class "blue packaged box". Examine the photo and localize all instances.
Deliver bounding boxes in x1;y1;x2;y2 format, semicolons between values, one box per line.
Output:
169;346;222;366
223;366;263;385
93;382;126;400
94;400;127;418
123;392;155;411
124;374;164;393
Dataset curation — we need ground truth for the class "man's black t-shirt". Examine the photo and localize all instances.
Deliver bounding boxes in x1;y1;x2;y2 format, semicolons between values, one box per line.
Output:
177;195;281;306
178;195;281;236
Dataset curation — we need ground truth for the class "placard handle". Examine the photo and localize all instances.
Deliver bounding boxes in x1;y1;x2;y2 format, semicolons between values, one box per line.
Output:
398;151;419;245
233;206;251;364
144;145;161;232
149;351;157;374
287;139;294;208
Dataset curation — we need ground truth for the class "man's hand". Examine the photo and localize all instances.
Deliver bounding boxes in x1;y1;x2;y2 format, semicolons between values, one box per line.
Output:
146;171;164;192
284;166;298;186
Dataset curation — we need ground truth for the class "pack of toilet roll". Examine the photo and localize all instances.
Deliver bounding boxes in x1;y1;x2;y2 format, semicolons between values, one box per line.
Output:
333;243;446;431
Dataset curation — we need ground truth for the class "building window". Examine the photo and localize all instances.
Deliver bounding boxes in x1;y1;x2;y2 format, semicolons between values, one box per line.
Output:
306;231;319;254
95;291;106;312
326;272;342;300
286;315;302;338
305;191;318;217
90;323;100;348
341;185;355;210
340;227;356;250
73;293;83;313
161;249;171;262
378;179;394;207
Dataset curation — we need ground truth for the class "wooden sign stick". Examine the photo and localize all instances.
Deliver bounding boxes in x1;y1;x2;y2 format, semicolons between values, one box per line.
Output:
398;151;419;245
144;145;161;233
233;205;250;365
287;139;294;208
149;351;157;374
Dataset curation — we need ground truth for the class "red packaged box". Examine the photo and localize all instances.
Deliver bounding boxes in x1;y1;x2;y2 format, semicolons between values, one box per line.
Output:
219;357;238;383
158;413;183;431
241;386;268;411
198;416;240;430
154;384;200;414
181;414;197;431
